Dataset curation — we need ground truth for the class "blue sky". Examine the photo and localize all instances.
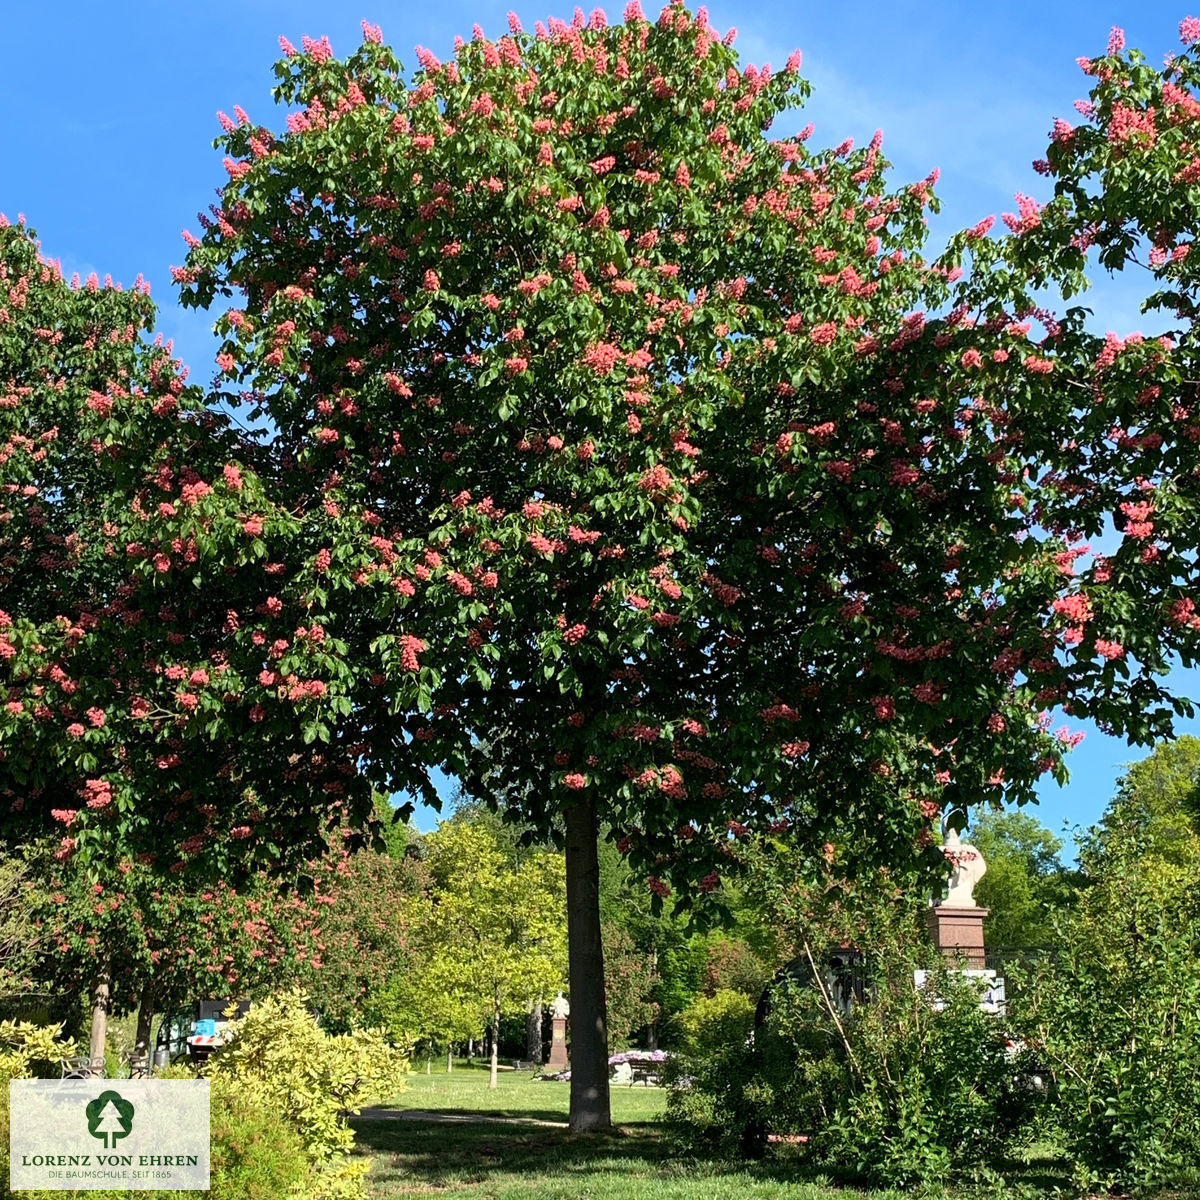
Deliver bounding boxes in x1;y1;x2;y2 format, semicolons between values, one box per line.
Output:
3;1;1198;847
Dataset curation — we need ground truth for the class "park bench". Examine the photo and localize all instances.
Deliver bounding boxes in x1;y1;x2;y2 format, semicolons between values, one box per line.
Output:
60;1056;105;1079
629;1063;663;1086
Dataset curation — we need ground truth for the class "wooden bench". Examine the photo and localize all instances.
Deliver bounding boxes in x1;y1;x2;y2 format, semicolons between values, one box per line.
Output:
629;1064;663;1086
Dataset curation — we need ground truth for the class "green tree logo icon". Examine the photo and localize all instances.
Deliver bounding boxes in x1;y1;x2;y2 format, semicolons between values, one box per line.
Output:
85;1090;135;1149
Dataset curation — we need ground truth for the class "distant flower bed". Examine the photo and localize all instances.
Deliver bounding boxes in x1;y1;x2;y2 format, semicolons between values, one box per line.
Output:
608;1049;668;1065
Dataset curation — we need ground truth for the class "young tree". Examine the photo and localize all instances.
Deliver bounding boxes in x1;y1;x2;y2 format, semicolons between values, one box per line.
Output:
294;815;430;1034
406;820;566;1087
177;11;1200;1127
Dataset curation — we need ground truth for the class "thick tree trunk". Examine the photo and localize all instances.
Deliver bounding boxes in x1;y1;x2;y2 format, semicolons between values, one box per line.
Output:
467;1036;475;1061
489;986;500;1090
88;968;110;1077
446;1045;453;1073
425;1042;432;1075
526;993;543;1064
565;795;610;1131
133;991;155;1064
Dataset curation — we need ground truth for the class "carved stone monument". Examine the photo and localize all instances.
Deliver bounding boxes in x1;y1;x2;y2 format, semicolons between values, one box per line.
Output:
547;990;570;1070
926;824;989;967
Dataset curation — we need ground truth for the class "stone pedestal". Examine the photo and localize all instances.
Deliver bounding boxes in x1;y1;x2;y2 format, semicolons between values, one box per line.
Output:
547;1015;569;1069
926;904;988;968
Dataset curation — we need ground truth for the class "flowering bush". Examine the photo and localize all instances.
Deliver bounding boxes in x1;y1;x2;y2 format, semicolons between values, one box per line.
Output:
608;1048;667;1065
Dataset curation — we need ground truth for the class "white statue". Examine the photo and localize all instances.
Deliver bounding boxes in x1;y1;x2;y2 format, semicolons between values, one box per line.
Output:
939;825;987;907
550;991;570;1020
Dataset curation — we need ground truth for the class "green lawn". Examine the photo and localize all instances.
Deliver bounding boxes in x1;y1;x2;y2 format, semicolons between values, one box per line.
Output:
372;1061;666;1123
350;1064;1069;1200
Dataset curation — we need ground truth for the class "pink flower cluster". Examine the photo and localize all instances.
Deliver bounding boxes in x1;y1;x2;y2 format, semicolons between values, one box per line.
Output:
398;634;426;672
81;779;112;809
582;341;621;375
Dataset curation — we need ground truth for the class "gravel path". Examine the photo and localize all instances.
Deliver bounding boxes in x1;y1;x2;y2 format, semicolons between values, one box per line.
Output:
352;1107;568;1128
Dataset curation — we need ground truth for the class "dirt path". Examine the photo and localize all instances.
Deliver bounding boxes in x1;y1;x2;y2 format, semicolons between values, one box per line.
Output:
353;1108;568;1129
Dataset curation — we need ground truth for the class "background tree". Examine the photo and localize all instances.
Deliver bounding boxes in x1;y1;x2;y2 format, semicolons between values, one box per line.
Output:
967;810;1076;946
600;919;658;1050
1081;736;1200;869
0;219;390;887
1016;817;1200;1189
406;820;566;1086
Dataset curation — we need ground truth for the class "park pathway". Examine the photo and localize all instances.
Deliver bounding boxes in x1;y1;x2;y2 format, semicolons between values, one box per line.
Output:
353;1107;568;1129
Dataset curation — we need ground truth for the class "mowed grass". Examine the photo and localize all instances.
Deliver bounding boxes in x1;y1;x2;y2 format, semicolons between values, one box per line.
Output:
373;1060;666;1123
350;1064;1069;1200
354;1066;853;1200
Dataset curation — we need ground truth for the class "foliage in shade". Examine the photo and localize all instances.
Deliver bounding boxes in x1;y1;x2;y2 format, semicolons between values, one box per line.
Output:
601;919;659;1049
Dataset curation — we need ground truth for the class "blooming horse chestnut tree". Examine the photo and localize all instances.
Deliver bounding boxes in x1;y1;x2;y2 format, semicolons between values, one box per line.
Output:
178;8;1200;1128
0;217;413;1064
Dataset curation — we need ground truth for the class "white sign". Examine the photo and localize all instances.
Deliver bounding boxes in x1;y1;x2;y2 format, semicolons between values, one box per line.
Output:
9;1079;209;1191
913;968;1007;1015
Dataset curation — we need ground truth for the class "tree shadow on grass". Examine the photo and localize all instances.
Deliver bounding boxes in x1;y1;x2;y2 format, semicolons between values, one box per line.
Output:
362;1105;571;1124
353;1118;1156;1199
351;1117;871;1196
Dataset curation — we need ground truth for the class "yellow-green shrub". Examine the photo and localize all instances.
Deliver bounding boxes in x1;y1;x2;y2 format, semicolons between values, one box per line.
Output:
0;1014;392;1200
676;988;756;1058
205;990;407;1159
0;1020;77;1197
202;990;406;1199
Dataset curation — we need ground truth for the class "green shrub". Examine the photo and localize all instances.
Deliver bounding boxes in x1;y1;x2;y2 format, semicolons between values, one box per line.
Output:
1013;848;1200;1191
202;1073;312;1200
666;909;1040;1186
676;988;755;1058
1;1057;307;1200
665;984;844;1159
815;956;1034;1187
